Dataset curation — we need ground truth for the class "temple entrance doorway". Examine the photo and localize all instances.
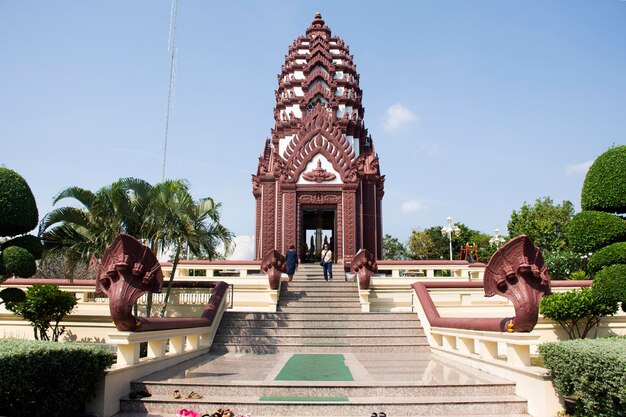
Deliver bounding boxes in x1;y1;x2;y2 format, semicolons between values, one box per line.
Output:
301;208;335;263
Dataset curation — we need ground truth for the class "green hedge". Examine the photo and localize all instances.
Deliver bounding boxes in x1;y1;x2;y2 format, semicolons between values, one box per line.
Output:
593;264;626;312
2;234;44;260
539;337;626;417
0;168;39;237
0;339;114;416
2;246;36;277
568;211;626;253
587;242;626;274
582;145;626;213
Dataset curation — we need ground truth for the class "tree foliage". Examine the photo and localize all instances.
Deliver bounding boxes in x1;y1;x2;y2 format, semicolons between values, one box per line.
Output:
507;197;574;252
587;242;626;274
406;223;496;262
40;177;235;316
382;234;407;260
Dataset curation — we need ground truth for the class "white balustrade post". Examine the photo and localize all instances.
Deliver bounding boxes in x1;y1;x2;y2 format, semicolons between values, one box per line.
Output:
457;336;476;355
147;339;166;359
117;344;140;366
507;343;531;367
478;340;499;360
186;334;200;351
169;336;185;354
442;334;457;350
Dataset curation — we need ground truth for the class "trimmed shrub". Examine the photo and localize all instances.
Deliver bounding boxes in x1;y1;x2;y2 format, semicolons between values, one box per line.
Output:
2;234;44;260
539;337;626;417
593;264;626;312
6;284;77;341
0;338;114;416
0;167;39;237
587;242;626;274
2;246;36;277
582;145;626;213
539;287;618;339
568;210;626;253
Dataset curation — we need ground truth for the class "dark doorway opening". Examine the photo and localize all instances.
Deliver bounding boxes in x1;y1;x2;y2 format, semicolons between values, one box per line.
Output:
301;207;336;263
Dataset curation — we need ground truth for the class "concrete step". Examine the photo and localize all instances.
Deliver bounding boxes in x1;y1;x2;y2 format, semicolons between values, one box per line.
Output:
210;343;431;353
216;327;425;336
277;306;363;313
131;380;516;399
279;295;360;302
213;334;427;345
218;319;422;328
119;394;527;415
281;290;357;296
221;312;421;321
279;301;362;308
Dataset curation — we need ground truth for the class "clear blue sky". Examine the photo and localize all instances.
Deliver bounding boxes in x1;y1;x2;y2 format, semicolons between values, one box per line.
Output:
2;1;625;258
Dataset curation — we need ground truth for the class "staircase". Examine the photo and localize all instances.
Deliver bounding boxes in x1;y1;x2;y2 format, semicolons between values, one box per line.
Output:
210;263;429;353
116;263;530;417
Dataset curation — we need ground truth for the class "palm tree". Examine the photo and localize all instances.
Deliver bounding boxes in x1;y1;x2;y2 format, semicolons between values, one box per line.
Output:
145;180;234;317
40;178;234;316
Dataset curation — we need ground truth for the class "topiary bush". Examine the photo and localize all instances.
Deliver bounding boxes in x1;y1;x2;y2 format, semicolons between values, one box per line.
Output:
593;264;626;312
582;145;626;214
539;287;619;339
0;338;114;417
1;246;36;278
539;337;626;417
0;168;39;237
0;168;41;302
568;210;626;253
587;242;626;274
1;234;44;260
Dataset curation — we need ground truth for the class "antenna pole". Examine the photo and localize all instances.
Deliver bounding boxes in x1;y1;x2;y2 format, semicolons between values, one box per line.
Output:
161;0;180;181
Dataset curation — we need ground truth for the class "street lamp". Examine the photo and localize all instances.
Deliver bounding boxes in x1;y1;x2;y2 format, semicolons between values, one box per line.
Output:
441;216;461;261
489;228;506;248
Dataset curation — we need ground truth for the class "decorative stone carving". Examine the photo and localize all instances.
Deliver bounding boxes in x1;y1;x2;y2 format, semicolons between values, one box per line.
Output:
303;160;337;182
412;234;551;333
351;249;377;290
484;234;552;332
96;234;163;331
97;234;230;332
261;249;287;290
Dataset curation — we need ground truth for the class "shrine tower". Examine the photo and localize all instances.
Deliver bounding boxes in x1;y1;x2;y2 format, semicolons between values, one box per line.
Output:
252;13;384;264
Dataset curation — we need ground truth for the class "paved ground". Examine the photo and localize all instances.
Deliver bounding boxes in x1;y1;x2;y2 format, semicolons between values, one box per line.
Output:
135;350;508;390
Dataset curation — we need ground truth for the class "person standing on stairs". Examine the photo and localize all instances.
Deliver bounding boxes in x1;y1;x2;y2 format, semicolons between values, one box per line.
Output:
321;243;333;281
285;244;298;281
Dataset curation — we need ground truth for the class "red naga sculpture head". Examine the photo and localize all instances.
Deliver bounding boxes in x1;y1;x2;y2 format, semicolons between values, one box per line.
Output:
484;235;552;332
96;234;163;331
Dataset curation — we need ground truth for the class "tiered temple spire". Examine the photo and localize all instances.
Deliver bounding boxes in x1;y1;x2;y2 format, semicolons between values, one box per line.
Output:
253;13;384;263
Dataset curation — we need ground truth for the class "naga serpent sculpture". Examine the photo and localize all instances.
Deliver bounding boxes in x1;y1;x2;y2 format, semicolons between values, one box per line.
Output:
412;235;552;332
261;249;287;290
96;234;228;332
351;249;378;290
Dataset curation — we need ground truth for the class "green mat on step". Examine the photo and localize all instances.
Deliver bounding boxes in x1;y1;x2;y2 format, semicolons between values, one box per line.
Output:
275;354;354;381
260;396;349;402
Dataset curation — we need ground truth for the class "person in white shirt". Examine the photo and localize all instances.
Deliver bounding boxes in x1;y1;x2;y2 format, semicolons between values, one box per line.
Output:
320;243;333;281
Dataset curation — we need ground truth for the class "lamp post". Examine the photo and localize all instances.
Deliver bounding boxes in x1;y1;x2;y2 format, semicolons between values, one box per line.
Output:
441;216;461;261
489;228;506;248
